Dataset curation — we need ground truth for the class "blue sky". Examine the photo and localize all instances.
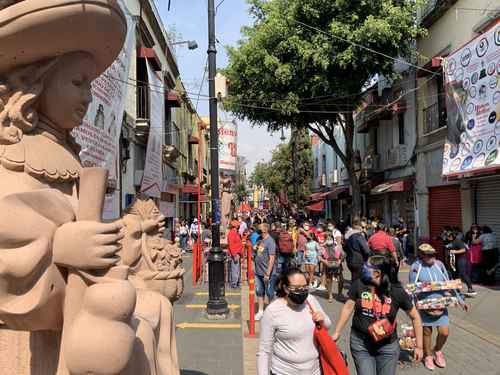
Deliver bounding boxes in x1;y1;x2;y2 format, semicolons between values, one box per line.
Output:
154;0;289;174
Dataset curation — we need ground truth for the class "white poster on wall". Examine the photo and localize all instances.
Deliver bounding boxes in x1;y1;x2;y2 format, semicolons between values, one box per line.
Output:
442;21;500;176
73;2;135;220
140;60;164;198
219;119;238;171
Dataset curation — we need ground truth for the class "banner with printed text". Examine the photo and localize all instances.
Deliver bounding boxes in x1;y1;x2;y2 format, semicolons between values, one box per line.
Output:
73;1;135;220
219;119;238;171
442;21;500;176
140;60;165;197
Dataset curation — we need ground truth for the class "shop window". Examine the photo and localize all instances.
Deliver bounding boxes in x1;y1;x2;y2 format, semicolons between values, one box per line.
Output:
423;73;447;134
398;113;405;145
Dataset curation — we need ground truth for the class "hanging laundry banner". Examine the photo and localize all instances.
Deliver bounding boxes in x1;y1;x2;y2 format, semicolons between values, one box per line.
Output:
442;20;500;176
141;60;165;198
73;1;135;220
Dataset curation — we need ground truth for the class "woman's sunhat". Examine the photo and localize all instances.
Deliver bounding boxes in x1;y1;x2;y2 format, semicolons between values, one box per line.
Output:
0;0;126;77
418;243;436;255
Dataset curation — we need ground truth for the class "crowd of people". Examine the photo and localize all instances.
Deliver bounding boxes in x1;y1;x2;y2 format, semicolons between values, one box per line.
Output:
174;211;497;374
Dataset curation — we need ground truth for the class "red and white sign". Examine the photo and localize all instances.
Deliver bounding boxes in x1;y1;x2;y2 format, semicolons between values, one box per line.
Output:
219;120;238;171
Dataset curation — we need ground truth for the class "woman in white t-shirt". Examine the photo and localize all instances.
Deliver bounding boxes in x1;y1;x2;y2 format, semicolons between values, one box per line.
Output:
257;268;332;375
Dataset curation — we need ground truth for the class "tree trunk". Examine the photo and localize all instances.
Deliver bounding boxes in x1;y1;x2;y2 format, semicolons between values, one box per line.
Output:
344;114;362;220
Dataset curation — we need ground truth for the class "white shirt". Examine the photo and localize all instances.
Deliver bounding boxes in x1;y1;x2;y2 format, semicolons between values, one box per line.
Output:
257;295;332;375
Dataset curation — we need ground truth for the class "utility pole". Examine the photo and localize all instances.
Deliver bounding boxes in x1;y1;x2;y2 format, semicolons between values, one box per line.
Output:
206;0;229;316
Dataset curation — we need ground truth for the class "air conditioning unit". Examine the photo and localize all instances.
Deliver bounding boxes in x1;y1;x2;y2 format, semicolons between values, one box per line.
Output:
320;173;326;187
331;169;339;184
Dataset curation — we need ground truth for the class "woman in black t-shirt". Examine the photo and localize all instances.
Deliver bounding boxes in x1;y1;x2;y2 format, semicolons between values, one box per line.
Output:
332;254;423;375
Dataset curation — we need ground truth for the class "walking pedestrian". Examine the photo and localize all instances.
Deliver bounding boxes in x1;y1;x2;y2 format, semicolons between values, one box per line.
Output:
409;244;456;371
304;233;321;288
344;218;372;281
257;268;331;375
475;226;499;285
368;223;399;265
189;218;199;246
227;220;242;289
465;224;482;283
179;219;189;252
254;224;277;321
320;231;345;302
332;254;424;375
445;231;477;296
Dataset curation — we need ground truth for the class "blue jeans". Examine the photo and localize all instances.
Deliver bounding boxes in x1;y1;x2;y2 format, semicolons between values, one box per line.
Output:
180;234;188;249
350;331;400;375
229;255;241;288
255;274;277;301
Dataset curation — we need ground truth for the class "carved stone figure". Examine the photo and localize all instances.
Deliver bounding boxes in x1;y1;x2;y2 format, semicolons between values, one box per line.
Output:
122;194;185;303
220;173;234;232
0;1;179;374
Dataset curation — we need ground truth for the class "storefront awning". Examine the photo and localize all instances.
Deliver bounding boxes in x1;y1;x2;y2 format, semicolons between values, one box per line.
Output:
370;179;412;195
188;135;199;144
137;47;162;71
166;90;182;107
305;200;325;212
416;57;442;78
326;186;349;199
309;191;330;201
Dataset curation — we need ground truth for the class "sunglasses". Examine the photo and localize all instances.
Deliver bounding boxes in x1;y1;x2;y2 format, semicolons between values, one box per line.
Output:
286;286;309;293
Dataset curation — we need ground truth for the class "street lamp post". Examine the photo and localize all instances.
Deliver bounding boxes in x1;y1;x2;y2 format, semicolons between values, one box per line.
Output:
206;0;229;316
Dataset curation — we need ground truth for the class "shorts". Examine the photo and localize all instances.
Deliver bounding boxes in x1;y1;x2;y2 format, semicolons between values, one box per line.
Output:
325;263;343;277
255;274;277;300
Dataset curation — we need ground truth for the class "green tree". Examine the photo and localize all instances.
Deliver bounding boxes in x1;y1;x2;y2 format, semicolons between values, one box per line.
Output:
249;135;313;208
224;0;424;217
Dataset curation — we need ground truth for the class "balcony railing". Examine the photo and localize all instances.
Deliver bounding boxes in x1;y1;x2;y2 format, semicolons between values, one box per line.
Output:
418;0;458;27
423;102;444;134
136;85;150;121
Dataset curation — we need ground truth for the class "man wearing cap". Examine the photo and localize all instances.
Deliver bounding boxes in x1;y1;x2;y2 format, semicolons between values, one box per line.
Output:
227;219;242;289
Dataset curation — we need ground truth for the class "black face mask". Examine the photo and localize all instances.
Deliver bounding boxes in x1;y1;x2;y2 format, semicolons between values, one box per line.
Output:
288;290;308;305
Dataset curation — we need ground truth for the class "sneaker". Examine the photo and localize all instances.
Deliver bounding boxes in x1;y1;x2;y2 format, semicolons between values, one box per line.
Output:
434;351;446;368
465;289;477;297
424;356;435;371
254;310;264;321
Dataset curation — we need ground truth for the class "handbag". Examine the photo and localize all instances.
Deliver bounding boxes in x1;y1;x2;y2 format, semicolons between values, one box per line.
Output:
306;301;349;375
366;288;396;343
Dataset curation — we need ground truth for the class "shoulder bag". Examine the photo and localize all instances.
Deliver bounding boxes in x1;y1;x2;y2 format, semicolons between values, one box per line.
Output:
306;301;349;375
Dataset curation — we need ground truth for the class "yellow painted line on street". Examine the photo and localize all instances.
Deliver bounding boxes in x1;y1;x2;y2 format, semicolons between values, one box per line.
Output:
176;322;241;329
194;291;241;296
185;304;240;310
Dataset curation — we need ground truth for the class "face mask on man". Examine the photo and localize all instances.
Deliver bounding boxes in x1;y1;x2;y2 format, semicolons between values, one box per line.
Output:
287;289;309;305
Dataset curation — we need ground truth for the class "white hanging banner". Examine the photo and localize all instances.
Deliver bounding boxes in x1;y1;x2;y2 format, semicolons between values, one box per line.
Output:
219;119;238;171
141;60;165;198
73;1;135;220
442;21;500;176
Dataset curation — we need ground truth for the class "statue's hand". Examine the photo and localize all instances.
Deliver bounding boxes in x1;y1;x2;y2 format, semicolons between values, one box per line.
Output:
53;221;124;270
142;215;166;234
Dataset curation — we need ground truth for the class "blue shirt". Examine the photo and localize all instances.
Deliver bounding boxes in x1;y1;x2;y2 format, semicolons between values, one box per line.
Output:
249;232;260;247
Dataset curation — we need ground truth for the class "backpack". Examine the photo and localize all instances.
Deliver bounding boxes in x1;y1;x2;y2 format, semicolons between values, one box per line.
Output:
278;231;293;254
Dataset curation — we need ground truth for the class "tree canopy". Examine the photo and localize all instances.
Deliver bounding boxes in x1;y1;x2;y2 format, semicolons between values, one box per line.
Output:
224;0;425;216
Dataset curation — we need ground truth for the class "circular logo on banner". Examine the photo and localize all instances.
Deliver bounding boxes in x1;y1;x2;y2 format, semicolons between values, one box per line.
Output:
467;118;476;130
461;156;473;170
489;111;497;124
467;102;475;114
461;48;472;67
494;91;500;105
487;136;497;151
489;76;498;89
473;153;485;168
486;149;498;166
463;77;471;90
473;139;483;154
451;158;462;171
495;26;500;46
447;58;457;75
469;86;477;98
476;38;489;57
471;71;479;84
488;62;496;75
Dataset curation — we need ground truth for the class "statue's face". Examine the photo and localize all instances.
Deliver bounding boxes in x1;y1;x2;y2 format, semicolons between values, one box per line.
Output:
38;52;97;130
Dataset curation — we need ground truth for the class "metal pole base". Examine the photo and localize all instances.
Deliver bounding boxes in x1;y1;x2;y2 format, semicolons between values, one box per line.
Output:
206;246;229;316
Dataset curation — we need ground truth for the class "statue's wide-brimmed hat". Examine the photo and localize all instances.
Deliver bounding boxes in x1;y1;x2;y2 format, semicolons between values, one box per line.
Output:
0;0;127;77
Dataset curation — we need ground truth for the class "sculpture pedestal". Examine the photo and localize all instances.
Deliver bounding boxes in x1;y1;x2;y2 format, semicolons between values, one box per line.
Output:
0;329;60;375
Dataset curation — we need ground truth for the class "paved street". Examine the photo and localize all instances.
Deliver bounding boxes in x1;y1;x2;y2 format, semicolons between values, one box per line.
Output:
241;267;500;375
174;254;243;375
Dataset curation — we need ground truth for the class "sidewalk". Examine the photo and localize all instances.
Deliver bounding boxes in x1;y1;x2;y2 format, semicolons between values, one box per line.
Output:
241;268;500;375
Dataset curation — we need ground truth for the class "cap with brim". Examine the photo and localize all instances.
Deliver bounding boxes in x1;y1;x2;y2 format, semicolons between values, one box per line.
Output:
418;243;436;255
0;0;126;78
